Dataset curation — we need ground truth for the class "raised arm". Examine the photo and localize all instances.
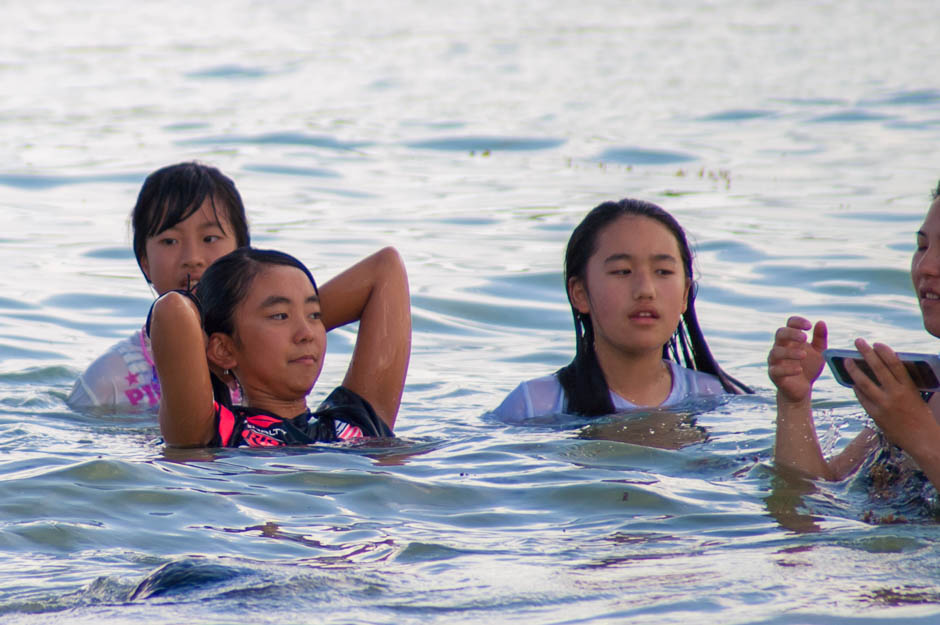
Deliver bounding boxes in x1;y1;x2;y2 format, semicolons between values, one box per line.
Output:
150;292;216;447
770;317;878;480
770;316;837;478
317;247;411;429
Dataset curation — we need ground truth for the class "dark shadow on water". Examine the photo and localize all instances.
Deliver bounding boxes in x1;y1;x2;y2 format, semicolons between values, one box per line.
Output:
862;585;940;606
0;172;145;190
207;521;396;561
130;559;251;600
595;146;696;165
404;135;565;152
158;436;444;467
577;411;708;451
764;468;825;534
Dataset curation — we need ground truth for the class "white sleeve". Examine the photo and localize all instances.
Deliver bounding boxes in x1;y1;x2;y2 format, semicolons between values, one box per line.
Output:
67;348;126;410
491;375;567;423
492;382;535;423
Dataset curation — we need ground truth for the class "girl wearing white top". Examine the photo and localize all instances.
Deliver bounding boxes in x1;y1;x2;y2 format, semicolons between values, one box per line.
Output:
494;199;751;422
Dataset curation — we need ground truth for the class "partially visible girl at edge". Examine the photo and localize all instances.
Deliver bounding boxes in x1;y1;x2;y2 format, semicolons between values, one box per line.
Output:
150;246;410;447
770;181;940;497
68;162;249;413
492;199;751;423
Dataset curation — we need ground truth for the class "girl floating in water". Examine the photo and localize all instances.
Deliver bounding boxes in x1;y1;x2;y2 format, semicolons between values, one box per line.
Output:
771;181;940;499
68;162;250;413
492;198;750;423
150;246;410;447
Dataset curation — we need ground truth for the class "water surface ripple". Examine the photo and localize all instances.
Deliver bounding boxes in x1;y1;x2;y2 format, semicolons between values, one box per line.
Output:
3;0;940;623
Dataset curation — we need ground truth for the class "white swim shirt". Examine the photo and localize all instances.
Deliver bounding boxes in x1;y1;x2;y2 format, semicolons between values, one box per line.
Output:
67;328;161;413
492;359;726;423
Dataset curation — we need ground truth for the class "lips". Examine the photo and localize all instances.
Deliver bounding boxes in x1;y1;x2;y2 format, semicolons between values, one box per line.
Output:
178;275;201;290
289;355;319;365
918;285;940;304
629;309;660;320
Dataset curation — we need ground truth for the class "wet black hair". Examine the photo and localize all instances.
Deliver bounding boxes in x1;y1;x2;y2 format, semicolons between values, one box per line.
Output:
196;247;318;339
556;199;752;417
131;162;250;282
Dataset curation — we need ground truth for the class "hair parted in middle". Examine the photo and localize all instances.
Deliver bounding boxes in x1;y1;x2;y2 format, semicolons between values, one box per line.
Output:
556;198;752;417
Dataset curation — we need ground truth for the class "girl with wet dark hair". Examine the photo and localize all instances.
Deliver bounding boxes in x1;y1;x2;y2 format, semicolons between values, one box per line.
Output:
68;162;250;413
151;246;411;447
493;198;751;421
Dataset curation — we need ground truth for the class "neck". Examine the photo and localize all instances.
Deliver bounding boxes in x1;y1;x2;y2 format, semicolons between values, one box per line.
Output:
594;343;672;407
242;388;309;418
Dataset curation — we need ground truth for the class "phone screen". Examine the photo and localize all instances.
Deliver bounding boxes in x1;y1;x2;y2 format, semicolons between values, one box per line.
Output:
831;356;940;390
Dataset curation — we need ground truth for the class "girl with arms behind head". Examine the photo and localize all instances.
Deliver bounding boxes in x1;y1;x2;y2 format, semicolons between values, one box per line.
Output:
151;246;410;447
493;199;750;422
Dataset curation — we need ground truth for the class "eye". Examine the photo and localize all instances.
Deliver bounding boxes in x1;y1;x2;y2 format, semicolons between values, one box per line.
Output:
656;268;676;276
269;312;288;321
309;311;322;320
204;234;221;244
157;237;177;247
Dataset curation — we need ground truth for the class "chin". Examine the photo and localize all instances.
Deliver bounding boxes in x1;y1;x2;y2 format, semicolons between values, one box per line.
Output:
922;312;940;338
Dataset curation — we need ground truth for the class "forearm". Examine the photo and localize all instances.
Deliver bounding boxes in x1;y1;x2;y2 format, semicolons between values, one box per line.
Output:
330;247;411;429
827;427;878;479
774;394;837;480
150;293;215;447
319;248;400;331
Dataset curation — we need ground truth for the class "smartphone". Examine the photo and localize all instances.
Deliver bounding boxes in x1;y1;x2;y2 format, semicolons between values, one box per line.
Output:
823;348;940;391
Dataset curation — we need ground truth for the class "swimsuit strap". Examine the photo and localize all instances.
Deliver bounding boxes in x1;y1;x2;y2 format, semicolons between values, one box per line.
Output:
139;325;155;368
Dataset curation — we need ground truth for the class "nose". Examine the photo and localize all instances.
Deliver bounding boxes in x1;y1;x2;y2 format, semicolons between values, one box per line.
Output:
633;268;655;299
916;242;940;279
294;314;320;344
180;237;207;271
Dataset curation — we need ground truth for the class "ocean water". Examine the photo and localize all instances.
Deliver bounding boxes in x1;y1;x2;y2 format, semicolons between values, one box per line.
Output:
3;1;940;623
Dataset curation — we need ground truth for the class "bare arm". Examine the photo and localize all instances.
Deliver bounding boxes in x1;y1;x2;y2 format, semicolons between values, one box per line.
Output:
150;292;216;447
317;247;411;430
774;394;838;480
767;317;852;480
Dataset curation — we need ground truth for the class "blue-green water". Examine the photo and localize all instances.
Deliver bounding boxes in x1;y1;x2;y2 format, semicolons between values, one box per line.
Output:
4;1;940;622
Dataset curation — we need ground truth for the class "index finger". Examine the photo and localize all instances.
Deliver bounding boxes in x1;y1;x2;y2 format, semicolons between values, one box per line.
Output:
853;339;908;388
785;316;812;331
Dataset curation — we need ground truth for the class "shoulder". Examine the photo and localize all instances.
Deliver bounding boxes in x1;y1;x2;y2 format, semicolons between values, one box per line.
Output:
664;360;726;404
491;374;566;423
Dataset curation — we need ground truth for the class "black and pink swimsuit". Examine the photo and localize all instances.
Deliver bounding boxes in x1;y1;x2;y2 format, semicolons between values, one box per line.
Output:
210;386;392;447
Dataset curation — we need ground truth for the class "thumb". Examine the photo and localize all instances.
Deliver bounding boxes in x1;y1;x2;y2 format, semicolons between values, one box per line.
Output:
811;320;828;352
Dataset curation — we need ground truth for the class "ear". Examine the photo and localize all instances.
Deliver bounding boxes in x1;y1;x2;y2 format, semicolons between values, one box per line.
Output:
140;254;152;283
680;279;692;315
568;276;591;315
207;333;238;371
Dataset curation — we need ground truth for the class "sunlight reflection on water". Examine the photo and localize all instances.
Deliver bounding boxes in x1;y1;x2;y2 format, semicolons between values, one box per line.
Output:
3;0;940;623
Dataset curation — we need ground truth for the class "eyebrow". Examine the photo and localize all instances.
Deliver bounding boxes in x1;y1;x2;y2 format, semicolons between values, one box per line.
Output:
603;253;678;264
259;294;320;309
159;218;224;233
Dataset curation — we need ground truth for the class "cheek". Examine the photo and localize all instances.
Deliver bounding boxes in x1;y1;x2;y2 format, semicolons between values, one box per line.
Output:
212;240;239;263
144;243;170;270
